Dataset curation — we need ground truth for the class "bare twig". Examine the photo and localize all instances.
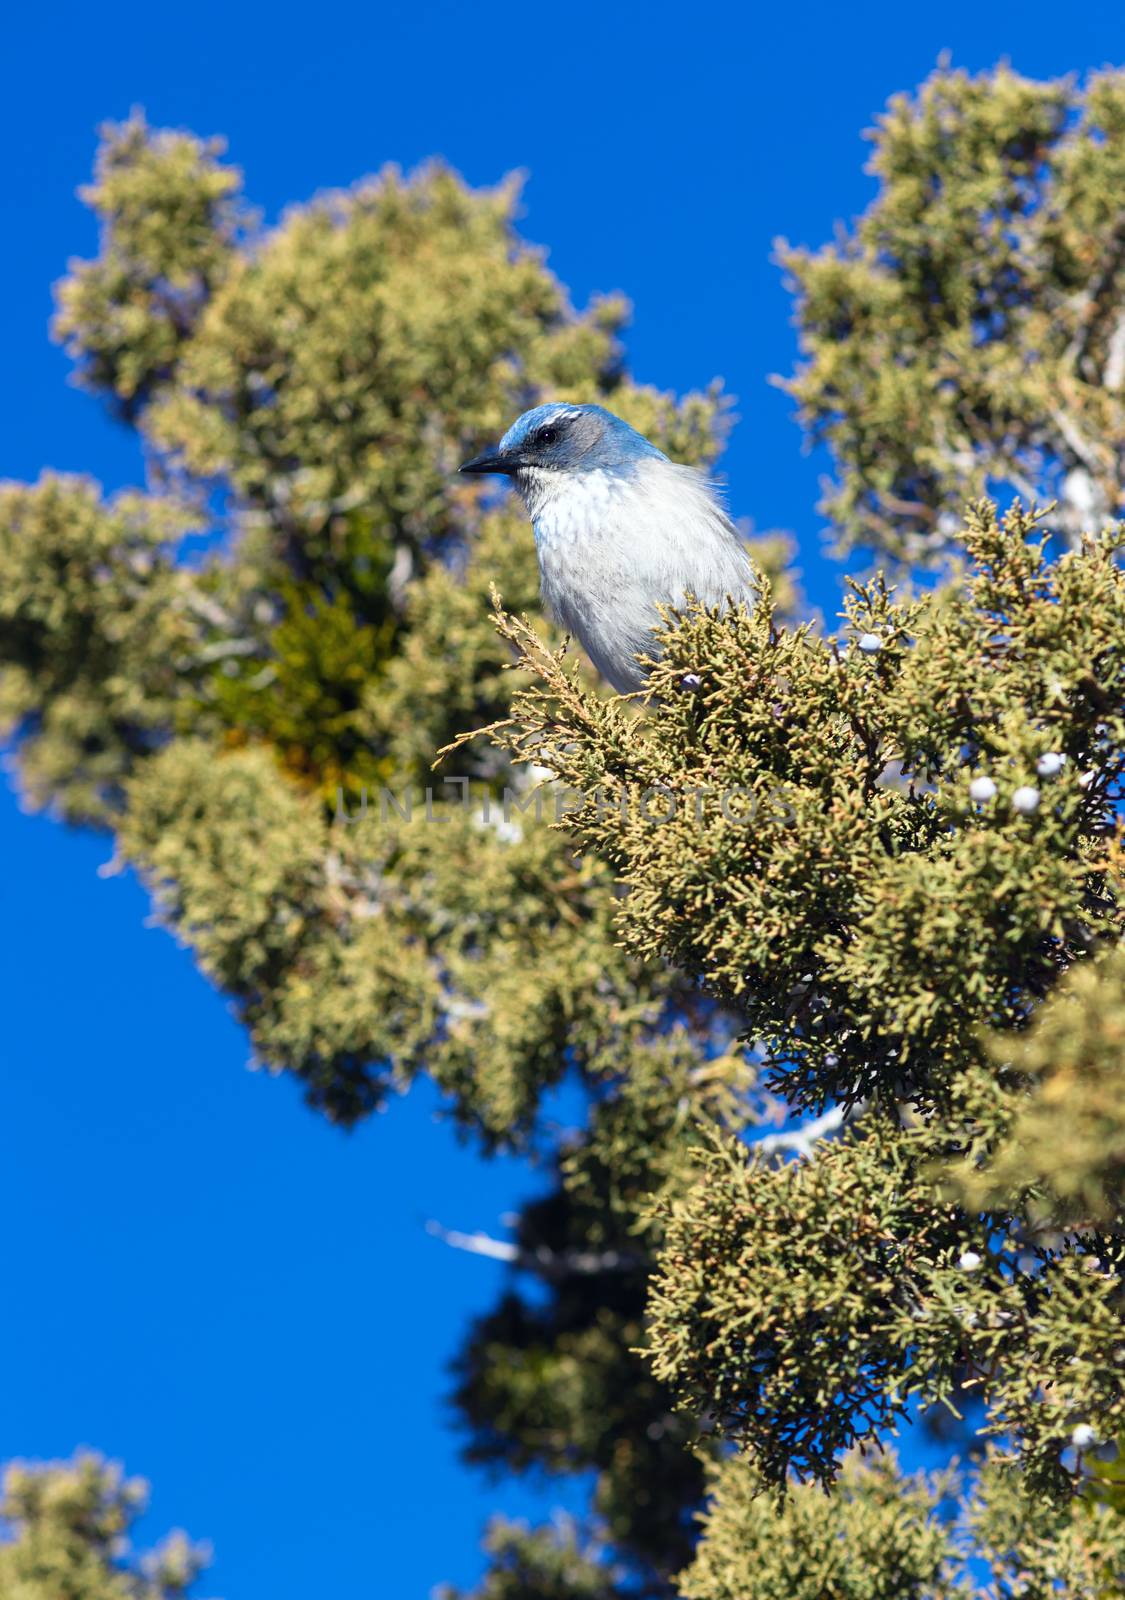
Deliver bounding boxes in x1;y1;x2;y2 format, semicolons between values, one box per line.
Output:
1105;309;1125;394
426;1220;642;1278
752;1102;859;1161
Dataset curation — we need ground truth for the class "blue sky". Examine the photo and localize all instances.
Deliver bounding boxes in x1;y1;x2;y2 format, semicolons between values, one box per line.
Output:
1;3;1120;1595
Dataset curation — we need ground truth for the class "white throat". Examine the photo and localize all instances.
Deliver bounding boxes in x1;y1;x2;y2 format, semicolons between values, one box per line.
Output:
518;466;631;551
515;465;573;524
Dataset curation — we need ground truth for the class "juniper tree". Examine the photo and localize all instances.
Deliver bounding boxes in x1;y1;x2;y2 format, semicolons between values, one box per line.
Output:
780;63;1125;564
676;1448;1125;1600
455;66;1125;1587
478;499;1125;1493
3;66;1125;1600
1;112;753;1595
0;1452;207;1599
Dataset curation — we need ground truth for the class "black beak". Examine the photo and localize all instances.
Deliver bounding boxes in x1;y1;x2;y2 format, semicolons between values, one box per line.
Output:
459;447;513;476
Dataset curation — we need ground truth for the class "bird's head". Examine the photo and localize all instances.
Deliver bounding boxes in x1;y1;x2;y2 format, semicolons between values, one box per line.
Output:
460;403;665;485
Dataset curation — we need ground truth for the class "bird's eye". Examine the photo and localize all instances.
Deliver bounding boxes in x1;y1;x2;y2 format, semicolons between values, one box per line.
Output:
537;426;558;446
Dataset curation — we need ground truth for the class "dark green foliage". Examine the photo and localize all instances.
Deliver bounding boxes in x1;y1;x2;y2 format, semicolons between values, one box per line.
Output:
438;1519;620;1600
206;582;398;802
452;1037;751;1592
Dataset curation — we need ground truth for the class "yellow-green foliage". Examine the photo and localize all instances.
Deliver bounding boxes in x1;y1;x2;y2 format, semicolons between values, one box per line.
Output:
955;943;1125;1228
9;118;731;836
118;738;704;1137
55;112;246;416
0;475;201;820
208;583;399;801
141;162;627;569
483;505;1124;1115
970;1452;1125;1599
1;120;745;1587
648;1113;1124;1496
781;64;1125;562
370;505;545;778
681;1449;1125;1600
480;504;1125;1502
0;1452;206;1600
679;1452;957;1600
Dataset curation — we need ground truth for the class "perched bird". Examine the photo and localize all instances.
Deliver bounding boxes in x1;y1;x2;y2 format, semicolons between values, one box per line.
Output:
460;403;757;692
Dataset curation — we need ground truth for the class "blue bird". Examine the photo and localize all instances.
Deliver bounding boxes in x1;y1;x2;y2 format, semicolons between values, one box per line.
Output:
460;403;756;693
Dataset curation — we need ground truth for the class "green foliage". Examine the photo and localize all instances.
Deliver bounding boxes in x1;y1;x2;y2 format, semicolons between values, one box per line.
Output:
0;475;201;821
118;738;703;1138
139;158;689;587
55;112;246;417
482;505;1124;1115
648;1113;1124;1497
207;582;398;802
452;1037;752;1587
781;64;1125;563
971;1452;1125;1598
370;505;545;778
438;1518;619;1600
678;1451;957;1600
682;1448;1125;1600
0;1453;207;1600
956;941;1125;1228
6;118;730;835
480;501;1125;1516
